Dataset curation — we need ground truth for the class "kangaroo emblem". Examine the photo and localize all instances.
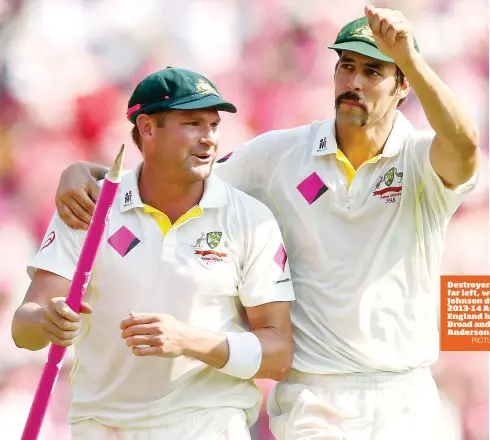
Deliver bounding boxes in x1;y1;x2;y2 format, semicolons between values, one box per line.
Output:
374;175;384;190
191;233;207;248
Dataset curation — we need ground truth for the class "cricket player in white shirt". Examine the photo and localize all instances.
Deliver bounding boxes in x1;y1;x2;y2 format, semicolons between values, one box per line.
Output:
47;6;480;440
11;67;295;440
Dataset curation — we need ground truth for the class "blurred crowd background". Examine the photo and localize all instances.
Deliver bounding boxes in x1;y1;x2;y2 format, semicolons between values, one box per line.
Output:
0;0;488;439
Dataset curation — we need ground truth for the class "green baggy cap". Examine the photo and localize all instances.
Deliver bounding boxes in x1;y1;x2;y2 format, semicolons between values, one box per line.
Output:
126;67;237;124
328;16;419;63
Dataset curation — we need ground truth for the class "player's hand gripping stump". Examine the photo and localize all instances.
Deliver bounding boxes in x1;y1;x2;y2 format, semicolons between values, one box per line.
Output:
21;144;126;440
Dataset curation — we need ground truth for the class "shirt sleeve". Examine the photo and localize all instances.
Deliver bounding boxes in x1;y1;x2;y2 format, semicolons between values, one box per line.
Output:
213;134;275;203
27;211;84;281
214;125;311;202
237;199;295;307
409;130;479;219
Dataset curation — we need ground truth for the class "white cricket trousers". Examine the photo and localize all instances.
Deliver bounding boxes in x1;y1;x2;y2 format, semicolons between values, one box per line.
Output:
267;367;444;440
70;408;250;440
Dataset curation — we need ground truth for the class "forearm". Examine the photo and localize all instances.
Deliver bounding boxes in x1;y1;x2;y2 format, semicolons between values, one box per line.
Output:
182;327;229;369
183;326;292;380
250;326;293;380
399;53;479;153
12;303;49;351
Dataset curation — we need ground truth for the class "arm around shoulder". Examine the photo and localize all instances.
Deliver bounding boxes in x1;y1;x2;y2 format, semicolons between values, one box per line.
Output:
56;161;109;230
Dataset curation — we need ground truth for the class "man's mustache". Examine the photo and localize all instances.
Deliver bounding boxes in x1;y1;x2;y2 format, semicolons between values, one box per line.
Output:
335;92;367;111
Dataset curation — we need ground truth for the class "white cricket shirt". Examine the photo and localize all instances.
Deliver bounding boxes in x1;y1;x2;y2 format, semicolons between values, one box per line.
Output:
214;110;477;374
27;165;294;428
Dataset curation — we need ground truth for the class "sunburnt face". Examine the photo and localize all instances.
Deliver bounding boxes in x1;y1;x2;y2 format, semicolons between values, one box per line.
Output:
334;51;403;127
140;109;221;183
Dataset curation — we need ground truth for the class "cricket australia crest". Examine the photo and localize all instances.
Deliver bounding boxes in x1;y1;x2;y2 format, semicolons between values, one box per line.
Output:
206;231;222;249
372;166;404;204
192;231;227;265
352;25;376;43
196;79;219;97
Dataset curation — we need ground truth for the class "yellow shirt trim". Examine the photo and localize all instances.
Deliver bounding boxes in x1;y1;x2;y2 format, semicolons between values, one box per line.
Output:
335;149;381;188
144;204;204;237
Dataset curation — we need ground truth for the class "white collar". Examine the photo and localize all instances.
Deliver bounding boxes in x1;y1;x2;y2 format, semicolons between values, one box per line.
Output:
311;111;413;158
119;162;228;212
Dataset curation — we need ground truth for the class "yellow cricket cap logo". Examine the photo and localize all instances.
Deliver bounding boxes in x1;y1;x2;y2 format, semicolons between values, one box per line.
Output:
196;79;219;96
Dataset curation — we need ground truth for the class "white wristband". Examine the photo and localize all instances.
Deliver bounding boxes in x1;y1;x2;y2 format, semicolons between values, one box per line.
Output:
217;332;262;380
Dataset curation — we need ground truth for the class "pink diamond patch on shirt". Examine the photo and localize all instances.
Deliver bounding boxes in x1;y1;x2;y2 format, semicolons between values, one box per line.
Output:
108;226;140;257
297;172;328;205
274;244;288;271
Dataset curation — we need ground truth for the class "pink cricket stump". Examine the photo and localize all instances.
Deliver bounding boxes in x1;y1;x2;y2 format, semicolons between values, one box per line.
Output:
21;145;126;440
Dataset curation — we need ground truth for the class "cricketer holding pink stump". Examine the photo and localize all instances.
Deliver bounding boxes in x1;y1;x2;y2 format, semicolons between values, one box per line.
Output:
48;6;481;440
11;67;295;440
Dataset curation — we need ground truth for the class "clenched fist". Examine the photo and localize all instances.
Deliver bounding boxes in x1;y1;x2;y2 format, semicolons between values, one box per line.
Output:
39;297;92;347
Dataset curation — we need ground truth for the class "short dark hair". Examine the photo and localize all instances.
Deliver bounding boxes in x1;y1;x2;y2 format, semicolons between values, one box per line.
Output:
131;112;168;151
393;66;407;107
